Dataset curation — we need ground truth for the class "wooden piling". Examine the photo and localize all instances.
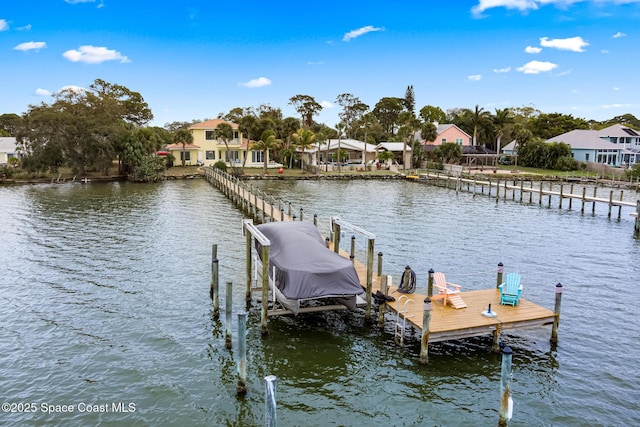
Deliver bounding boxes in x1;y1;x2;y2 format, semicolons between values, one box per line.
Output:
539;181;543;206
245;230;252;302
212;256;220;319
365;238;375;322
618;191;623;220
496;262;504;289
225;280;233;349
592;187;597;215
559;184;563;209
260;243;269;335
350;235;356;263
377;252;383;277
569;184;574;210
427;269;434;297
498;346;513;427
551;283;563;344
378;274;389;328
608;190;613;218
419;298;432;365
333;221;341;254
529;181;533;204
547;182;552;208
237;312;247;395
581;187;586;214
519;180;524;203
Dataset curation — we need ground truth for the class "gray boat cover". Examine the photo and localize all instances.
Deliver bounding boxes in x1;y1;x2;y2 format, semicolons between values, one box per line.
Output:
256;221;363;300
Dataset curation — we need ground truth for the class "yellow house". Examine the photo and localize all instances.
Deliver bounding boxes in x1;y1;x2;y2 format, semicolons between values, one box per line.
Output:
166;118;283;169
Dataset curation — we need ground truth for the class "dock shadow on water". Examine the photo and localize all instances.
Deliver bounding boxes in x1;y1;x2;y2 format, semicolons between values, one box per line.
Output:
1;179;639;426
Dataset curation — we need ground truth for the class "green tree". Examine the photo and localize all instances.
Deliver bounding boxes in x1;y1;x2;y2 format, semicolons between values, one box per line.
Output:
420;121;438;143
372;97;404;135
0;113;22;136
288;94;322;128
17;79;152;176
529;112;590;140
493;108;514;153
336;93;369;138
215;122;237;173
403;85;415;114
291;128;316;171
253;129;282;174
335;123;346;173
238;111;258;175
419;105;446;124
173;128;193;167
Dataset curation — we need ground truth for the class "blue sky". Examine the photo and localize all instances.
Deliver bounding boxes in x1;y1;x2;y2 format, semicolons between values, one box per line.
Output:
1;0;639;127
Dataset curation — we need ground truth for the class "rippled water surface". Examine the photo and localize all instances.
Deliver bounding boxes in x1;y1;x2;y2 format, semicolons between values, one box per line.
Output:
1;178;639;426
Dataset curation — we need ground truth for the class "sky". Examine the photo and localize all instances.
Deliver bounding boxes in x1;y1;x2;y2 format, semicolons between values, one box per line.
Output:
1;0;640;128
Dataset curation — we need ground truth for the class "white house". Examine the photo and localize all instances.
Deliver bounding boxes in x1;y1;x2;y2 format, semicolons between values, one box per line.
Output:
0;137;19;166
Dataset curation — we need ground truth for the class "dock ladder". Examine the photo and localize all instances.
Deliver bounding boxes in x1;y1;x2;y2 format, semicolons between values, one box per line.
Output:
394;295;415;346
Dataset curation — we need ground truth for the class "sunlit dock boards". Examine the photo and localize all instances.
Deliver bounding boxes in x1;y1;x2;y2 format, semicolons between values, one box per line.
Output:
383;288;556;342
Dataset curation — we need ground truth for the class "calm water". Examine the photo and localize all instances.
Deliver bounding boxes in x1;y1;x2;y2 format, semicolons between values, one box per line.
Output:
1;178;639;426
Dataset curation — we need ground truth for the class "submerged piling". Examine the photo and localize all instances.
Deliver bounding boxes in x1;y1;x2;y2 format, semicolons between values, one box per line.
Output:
551;283;563;343
419;298;432;364
237;312;247;395
225;280;233;349
264;375;277;427
498;346;514;427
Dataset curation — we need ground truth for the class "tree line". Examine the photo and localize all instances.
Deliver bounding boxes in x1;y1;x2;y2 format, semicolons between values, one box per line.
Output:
3;78;639;180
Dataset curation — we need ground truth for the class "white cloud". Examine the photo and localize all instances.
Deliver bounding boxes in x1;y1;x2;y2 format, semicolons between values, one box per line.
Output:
239;77;271;88
35;88;51;96
63;45;130;64
525;46;542;53
342;25;383;42
516;60;558;74
14;41;46;51
493;67;511;73
472;0;640;16
603;103;633;109
468;74;482;81
321;100;334;108
0;19;8;31
306;61;324;65
60;85;86;93
613;32;627;38
601;49;609;53
18;24;32;31
613;86;619;91
540;36;588;52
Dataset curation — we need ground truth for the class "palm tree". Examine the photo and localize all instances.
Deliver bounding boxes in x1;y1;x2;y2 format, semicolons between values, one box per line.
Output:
253;129;282;174
173;128;193;167
493;108;513;156
239;113;258;175
291;128;316;171
470;104;491;147
377;150;395;167
215;121;234;168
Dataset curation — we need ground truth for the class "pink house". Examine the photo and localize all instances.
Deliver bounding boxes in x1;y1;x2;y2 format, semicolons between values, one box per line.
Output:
421;123;472;147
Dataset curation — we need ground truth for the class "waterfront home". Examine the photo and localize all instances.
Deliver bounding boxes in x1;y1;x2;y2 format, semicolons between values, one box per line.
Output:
313;139;378;166
419;123;472;147
0;137;19;166
375;142;411;167
502;124;639;167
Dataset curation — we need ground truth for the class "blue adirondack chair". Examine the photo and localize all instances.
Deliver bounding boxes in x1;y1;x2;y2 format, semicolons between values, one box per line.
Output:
499;273;523;306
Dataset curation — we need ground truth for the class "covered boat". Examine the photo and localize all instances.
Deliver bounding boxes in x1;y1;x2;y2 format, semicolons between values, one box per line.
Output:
255;221;364;315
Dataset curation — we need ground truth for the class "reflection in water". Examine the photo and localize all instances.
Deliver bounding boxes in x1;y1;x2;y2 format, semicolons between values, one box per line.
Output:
0;179;638;426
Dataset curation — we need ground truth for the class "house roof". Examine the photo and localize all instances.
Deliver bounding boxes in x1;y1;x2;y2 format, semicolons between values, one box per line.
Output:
547;129;619;150
0;137;17;152
375;142;411;152
597;123;640;137
188;119;239;130
313;139;377;152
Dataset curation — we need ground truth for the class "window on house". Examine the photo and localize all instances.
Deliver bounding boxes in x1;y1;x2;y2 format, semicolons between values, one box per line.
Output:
206;151;215;160
585;153;590;161
455;138;463;145
234;131;239;139
180;152;191;161
205;131;216;140
252;151;264;163
441;138;446;144
225;150;239;162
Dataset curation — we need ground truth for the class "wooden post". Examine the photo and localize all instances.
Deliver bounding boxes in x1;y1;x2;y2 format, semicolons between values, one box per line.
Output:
280;208;284;222
212;256;220;319
559;184;563;209
299;208;304;222
366;238;375;322
608;190;613;218
427;269;434;297
313;213;318;226
350;235;356;263
496;262;504;289
519;180;523;203
539;181;543;206
377;252;383;277
529;181;533;204
245;230;252;302
592;187;597;215
333;221;341;254
264;375;277;427
635;201;640;239
581;187;586;214
378;274;388;328
569;184;574;210
325;237;330;249
473;178;477;197
618;191;623;220
492;322;502;353
260;244;270;335
237;312;247;395
551;283;563;343
288;201;291;218
498;346;513;427
495;178;500;201
548;182;552;208
225;280;233;349
419;297;432;364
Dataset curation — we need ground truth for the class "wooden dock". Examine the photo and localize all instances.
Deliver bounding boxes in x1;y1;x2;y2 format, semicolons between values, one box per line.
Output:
205;167;563;362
